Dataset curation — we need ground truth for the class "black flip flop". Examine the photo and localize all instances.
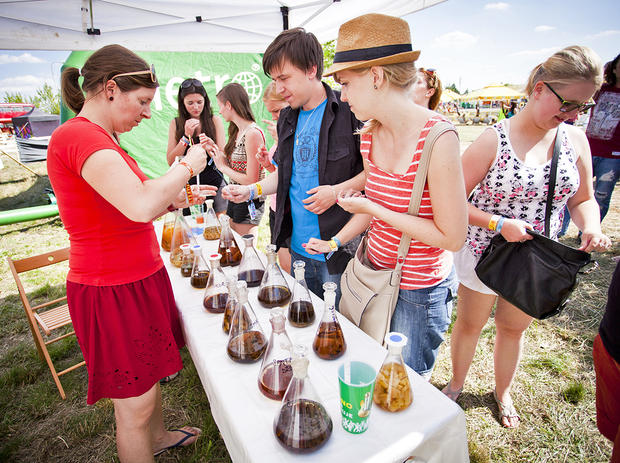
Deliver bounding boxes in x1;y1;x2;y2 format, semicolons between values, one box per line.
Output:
154;428;200;457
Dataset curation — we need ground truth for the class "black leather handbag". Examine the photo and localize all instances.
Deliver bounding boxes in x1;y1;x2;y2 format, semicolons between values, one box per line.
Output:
475;125;595;319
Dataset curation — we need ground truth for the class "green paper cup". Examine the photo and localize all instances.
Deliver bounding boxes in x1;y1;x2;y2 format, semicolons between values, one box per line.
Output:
338;361;376;434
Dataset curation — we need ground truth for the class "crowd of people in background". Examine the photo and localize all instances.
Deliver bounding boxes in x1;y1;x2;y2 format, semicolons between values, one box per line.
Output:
45;12;619;462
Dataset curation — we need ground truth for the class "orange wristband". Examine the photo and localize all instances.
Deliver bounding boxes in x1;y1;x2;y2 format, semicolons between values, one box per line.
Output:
178;160;194;178
488;214;500;231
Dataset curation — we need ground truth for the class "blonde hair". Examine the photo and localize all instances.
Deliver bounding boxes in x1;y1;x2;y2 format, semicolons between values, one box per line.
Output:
335;62;417;133
262;81;286;103
525;45;603;95
418;68;443;110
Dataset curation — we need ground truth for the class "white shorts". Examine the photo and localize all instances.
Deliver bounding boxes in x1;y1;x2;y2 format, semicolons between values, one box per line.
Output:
453;245;497;296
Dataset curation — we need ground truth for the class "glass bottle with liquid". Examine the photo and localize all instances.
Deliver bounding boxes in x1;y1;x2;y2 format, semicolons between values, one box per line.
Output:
218;215;242;267
202;199;221;240
258;308;294;400
227;281;267;363
222;279;241;334
373;332;413;413
169;212;196;267
288;260;315;327
258;244;291;308
312;282;346;360
180;244;193;277
237;234;265;287
160;211;176;252
273;345;333;453
202;253;229;314
190;244;210;289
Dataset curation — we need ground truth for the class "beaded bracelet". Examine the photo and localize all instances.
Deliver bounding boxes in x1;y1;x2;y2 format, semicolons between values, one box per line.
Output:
180;135;190;146
185;184;193;205
178;160;194;178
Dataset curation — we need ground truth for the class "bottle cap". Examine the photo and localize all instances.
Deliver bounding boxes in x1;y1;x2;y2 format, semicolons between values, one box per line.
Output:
384;332;408;348
180;243;191;252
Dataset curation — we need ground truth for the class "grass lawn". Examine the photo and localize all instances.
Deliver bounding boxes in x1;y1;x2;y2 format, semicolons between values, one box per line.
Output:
0;127;617;462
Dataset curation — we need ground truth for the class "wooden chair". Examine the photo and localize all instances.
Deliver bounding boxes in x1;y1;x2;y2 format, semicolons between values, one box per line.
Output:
7;246;85;399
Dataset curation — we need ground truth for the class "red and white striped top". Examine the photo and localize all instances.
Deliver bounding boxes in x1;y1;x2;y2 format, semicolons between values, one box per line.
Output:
362;116;452;290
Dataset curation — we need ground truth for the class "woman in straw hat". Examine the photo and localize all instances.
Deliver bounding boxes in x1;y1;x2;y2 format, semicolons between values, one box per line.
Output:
304;13;467;379
445;46;611;428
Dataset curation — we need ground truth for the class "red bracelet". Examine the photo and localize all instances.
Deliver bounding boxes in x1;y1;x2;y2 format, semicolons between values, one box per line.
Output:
178;160;194;178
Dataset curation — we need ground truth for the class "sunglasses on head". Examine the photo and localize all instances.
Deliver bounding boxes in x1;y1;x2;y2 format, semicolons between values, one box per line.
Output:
111;64;157;83
544;82;595;113
181;79;204;89
420;68;436;77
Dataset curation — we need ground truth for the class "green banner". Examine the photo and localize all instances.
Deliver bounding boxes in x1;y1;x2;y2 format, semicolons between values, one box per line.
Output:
61;51;272;178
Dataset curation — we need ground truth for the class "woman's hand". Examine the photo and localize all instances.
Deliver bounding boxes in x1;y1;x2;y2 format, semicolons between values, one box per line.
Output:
302;238;333;255
221;184;251;203
336;190;374;215
262;118;278;142
184;144;207;176
579;230;612;253
255;144;273;170
184;118;200;138
200;134;228;171
172;184;217;209
499;218;534;242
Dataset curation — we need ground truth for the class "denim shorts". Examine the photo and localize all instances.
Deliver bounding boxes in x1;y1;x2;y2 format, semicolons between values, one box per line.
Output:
389;267;458;378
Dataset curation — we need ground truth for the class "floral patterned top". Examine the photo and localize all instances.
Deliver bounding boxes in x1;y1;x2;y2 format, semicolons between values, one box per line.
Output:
466;120;580;258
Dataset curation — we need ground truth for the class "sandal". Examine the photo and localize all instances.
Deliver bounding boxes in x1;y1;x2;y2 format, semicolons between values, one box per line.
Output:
154;426;201;457
441;381;463;402
159;371;180;384
493;389;520;428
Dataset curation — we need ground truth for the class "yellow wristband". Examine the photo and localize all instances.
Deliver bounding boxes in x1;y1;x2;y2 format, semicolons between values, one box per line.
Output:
328;239;338;250
488;214;500;231
254;182;263;197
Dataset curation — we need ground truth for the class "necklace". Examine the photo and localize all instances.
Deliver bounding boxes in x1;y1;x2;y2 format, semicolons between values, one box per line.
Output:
296;104;320;145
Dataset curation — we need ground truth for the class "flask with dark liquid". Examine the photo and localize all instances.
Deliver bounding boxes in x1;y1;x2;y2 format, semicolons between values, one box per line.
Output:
227;281;267;363
237;234;265;287
273;345;332;453
258;308;293;400
218;215;242;267
258;244;291;308
202;199;221;240
288;260;315;327
312;282;346;360
169;212;196;267
190;244;210;289
179;244;193;277
222;279;242;334
160;211;176;252
373;332;413;412
202;253;229;314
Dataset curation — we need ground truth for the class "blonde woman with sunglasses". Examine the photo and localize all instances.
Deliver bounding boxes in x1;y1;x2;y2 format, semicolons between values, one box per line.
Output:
49;45;212;461
444;46;611;428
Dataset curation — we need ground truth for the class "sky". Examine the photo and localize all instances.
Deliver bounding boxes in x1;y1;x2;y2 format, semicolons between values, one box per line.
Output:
0;0;618;98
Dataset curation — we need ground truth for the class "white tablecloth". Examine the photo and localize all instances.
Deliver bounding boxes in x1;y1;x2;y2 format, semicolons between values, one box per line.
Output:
156;221;469;463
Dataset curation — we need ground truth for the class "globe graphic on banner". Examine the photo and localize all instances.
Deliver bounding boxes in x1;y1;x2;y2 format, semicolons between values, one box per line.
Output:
232;72;263;104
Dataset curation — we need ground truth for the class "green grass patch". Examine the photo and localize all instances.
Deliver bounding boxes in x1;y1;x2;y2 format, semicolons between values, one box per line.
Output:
562;382;586;405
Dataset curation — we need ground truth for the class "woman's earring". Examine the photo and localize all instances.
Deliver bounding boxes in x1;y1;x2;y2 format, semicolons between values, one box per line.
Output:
373;84;378;90
109;96;114;101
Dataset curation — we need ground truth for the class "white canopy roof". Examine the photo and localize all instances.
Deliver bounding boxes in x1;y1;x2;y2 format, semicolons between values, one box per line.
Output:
0;0;446;52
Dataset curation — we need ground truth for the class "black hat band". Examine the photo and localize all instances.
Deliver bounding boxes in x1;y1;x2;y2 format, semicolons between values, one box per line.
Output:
333;43;413;63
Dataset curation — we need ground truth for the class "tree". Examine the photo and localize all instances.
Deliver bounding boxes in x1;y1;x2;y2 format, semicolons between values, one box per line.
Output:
322;40;337;88
2;91;27;103
445;83;461;95
31;83;60;115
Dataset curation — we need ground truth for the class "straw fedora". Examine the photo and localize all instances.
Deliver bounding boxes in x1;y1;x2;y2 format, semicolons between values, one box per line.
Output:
324;13;420;77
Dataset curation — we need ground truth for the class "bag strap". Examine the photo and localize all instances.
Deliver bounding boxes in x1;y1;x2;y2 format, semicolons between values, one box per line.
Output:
544;124;563;237
394;121;457;270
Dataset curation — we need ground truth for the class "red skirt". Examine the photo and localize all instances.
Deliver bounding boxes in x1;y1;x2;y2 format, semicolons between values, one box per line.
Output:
67;266;185;404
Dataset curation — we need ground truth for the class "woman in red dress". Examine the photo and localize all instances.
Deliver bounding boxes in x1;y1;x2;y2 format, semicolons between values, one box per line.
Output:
48;44;214;462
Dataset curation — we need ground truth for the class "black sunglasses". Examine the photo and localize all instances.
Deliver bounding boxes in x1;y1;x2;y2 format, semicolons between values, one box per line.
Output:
181;79;204;89
544;82;595;113
111;64;157;83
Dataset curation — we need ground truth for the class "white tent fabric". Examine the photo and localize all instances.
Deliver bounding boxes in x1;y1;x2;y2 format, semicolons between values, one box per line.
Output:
0;0;445;52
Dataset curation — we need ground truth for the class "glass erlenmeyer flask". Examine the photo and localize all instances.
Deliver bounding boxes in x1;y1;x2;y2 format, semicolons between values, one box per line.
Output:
258;308;294;400
237;234;265;287
203;199;221;240
190;244;210;289
373;332;412;412
161;211;176;251
273;345;333;453
312;282;346;360
180;244;193;277
227;281;267;363
169;212;196;267
258;244;291;308
202;253;229;314
288;260;315;327
222;279;241;334
218;215;242;267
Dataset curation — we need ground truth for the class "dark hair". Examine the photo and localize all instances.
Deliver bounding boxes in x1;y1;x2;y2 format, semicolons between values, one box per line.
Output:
216;83;256;156
175;79;216;143
262;27;323;80
61;44;158;114
604;53;620;86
